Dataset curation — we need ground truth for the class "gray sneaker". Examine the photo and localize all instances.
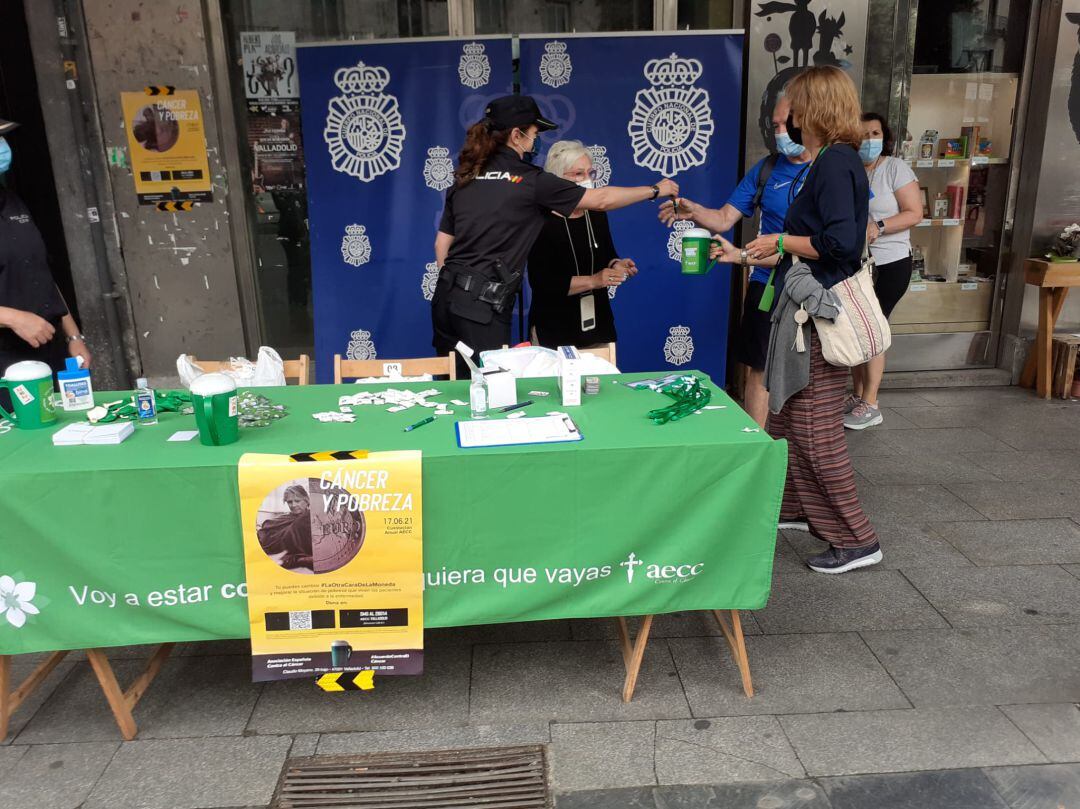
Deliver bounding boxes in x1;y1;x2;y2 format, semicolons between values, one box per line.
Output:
844;400;883;430
843;394;861;415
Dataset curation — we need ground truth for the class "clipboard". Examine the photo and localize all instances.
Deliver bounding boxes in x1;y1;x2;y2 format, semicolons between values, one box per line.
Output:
455;414;583;449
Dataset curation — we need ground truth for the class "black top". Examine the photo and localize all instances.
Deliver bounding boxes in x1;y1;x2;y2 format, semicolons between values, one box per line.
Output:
778;144;869;293
0;188;67;358
439;146;586;279
527;210;618;348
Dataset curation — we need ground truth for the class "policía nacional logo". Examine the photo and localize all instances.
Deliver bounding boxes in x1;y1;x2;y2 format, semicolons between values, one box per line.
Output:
585;144;611;187
627;53;713;178
667;220;696;262
458;42;491;89
423;146;454;192
663;325;695;366
421;261;439;301
341;224;372;267
346;329;377;361
539;41;572;88
324;60;406;182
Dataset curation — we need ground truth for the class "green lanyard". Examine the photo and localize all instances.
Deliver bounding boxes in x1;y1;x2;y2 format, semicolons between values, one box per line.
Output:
757;145;830;313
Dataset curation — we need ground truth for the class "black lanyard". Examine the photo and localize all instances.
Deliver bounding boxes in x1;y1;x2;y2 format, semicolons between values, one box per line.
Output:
788;144;829;205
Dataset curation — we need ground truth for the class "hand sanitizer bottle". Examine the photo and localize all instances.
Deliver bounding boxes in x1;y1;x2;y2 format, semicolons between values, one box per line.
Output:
469;373;488;419
135;377;158;425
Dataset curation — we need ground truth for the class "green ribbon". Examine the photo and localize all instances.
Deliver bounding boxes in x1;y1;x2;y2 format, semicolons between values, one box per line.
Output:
645;375;712;425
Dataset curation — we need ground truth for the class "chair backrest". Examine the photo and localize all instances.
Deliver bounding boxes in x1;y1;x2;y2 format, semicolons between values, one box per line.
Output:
333;353;457;384
185;355;310;386
579;342;617;367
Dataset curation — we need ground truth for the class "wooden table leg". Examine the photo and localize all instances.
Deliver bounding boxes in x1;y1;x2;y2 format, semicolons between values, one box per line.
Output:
86;643;174;741
713;610;754;698
1022;287;1070;391
1;651;70;742
614;615;654;703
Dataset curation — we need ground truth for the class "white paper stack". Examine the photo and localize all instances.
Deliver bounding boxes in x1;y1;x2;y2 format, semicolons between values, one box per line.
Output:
52;421;135;446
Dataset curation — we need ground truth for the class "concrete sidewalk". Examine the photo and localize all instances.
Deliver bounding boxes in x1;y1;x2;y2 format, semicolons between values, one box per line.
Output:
3;387;1080;809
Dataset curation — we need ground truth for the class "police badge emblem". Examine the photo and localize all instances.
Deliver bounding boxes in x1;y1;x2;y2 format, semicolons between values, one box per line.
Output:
423;146;454;192
458;42;491;90
585;144;611;187
627;53;713;178
421;261;439;301
324;60;406;182
346;329;377;361
341;224;372;267
539;41;572;89
667;220;696;263
663;325;695;366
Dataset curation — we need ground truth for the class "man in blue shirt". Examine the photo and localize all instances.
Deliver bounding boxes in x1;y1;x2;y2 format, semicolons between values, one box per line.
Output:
659;97;811;428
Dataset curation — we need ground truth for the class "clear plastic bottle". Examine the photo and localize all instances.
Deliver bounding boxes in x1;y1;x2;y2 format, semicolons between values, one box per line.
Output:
134;377;158;425
469;373;488;419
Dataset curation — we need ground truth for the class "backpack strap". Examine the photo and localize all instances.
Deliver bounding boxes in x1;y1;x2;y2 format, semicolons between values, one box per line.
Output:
751;153;780;210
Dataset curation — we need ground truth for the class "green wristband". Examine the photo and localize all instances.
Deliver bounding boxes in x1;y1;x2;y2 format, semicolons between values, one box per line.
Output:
777;233;785;258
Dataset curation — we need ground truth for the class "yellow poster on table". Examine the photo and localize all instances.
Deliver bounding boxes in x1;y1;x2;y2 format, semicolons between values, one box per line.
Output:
120;89;213;204
238;450;423;682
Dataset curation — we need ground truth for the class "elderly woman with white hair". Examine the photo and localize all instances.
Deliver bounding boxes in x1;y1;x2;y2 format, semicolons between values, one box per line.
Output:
526;140;638;349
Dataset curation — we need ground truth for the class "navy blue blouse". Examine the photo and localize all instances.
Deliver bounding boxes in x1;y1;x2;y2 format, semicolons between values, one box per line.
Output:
777;143;868;292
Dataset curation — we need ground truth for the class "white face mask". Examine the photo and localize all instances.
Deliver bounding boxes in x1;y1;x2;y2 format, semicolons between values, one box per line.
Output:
576;179;595;189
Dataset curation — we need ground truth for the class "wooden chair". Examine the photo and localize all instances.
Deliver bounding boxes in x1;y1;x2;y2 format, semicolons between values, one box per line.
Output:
185;355;310;385
580;342;617;367
333;353;457;384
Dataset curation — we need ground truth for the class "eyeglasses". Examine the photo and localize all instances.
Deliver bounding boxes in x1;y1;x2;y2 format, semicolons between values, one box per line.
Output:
563;168;598;181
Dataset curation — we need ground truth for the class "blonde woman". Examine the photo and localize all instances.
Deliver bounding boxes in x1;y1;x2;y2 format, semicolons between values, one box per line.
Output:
713;65;880;574
526;140;638;349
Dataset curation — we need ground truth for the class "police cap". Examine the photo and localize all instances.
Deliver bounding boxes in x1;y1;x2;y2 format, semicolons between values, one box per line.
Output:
482;95;557;133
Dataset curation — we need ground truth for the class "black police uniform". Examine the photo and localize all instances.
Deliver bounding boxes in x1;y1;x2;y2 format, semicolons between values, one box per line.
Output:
432;145;585;370
0;187;69;373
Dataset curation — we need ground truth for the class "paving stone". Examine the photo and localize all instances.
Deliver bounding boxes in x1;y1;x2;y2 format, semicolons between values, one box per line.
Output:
556;780;831;808
289;733;320;757
855;483;985;523
1;658;75;744
780;707;1045;776
903;565;1080;627
999;704;1080;763
84;736;290;809
852;453;1000;484
862;626;1080;707
820;768;1011;808
317;723;551;755
929;519;1080;566
785;521;972;570
0;745;27;781
879;427;1014;455
876;391;938;407
845;431;898;457
549;721;656;792
870;407;920;430
980;420;1080;452
887;406;990;428
1065;563;1080;581
469;641;689;724
984;763;1080;809
669;634;908;717
963;450;1080;482
16;655;261;743
654;716;804;784
917;387;1041;406
946;481;1080;521
426;620;573;646
569;611;762;641
247;645;471;734
0;742;118;809
756;568;946;634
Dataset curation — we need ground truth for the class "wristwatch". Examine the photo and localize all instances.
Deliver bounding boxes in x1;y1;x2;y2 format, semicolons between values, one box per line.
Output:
740;249;749;267
649;185;660;200
876;219;886;234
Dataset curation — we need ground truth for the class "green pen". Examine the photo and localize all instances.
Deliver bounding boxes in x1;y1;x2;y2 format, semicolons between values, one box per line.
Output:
404;415;436;432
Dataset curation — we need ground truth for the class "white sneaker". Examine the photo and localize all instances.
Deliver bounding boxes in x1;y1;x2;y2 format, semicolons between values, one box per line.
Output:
779;520;810;532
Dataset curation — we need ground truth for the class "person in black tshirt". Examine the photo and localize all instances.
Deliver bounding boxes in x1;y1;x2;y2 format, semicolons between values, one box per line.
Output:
527;140;636;349
433;95;677;374
0;120;90;374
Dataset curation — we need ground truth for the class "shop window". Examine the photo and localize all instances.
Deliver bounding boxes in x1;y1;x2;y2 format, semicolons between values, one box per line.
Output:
677;0;735;30
474;0;652;34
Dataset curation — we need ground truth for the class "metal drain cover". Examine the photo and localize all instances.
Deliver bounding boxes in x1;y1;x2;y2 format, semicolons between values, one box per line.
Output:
271;745;551;808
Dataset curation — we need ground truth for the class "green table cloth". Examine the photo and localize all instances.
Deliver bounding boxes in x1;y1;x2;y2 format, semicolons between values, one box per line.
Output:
0;373;786;655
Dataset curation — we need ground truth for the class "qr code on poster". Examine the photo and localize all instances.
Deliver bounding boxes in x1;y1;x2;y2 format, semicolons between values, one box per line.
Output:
288;610;313;631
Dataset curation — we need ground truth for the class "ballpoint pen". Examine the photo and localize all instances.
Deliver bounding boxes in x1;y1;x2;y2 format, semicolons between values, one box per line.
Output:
404;415;436;432
496;400;533;414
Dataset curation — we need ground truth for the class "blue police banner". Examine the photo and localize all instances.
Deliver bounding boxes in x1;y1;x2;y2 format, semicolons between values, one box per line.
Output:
520;34;743;381
298;38;513;382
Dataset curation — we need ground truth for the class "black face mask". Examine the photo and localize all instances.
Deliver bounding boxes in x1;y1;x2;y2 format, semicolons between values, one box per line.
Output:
786;114;803;145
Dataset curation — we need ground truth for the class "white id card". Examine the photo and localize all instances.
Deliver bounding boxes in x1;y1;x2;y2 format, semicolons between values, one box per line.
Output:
580;294;596;332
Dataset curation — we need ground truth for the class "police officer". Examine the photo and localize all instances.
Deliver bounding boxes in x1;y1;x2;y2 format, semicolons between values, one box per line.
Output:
433;95;677;373
0;119;92;374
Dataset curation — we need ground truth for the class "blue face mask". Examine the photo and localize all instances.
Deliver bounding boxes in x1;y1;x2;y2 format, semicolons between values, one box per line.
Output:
0;138;10;175
775;131;805;158
859;138;883;163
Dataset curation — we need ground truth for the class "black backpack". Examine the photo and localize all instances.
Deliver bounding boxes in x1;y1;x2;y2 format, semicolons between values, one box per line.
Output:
750;153;780;211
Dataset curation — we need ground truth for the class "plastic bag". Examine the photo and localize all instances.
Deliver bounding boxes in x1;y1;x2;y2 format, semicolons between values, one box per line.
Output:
176;346;287;387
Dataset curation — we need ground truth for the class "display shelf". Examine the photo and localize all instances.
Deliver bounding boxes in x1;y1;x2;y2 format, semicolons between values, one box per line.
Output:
904;157;1009;168
889;280;993;331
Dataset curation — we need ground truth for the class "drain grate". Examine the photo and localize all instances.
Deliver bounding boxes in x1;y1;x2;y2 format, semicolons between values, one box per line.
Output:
271;745;551;808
